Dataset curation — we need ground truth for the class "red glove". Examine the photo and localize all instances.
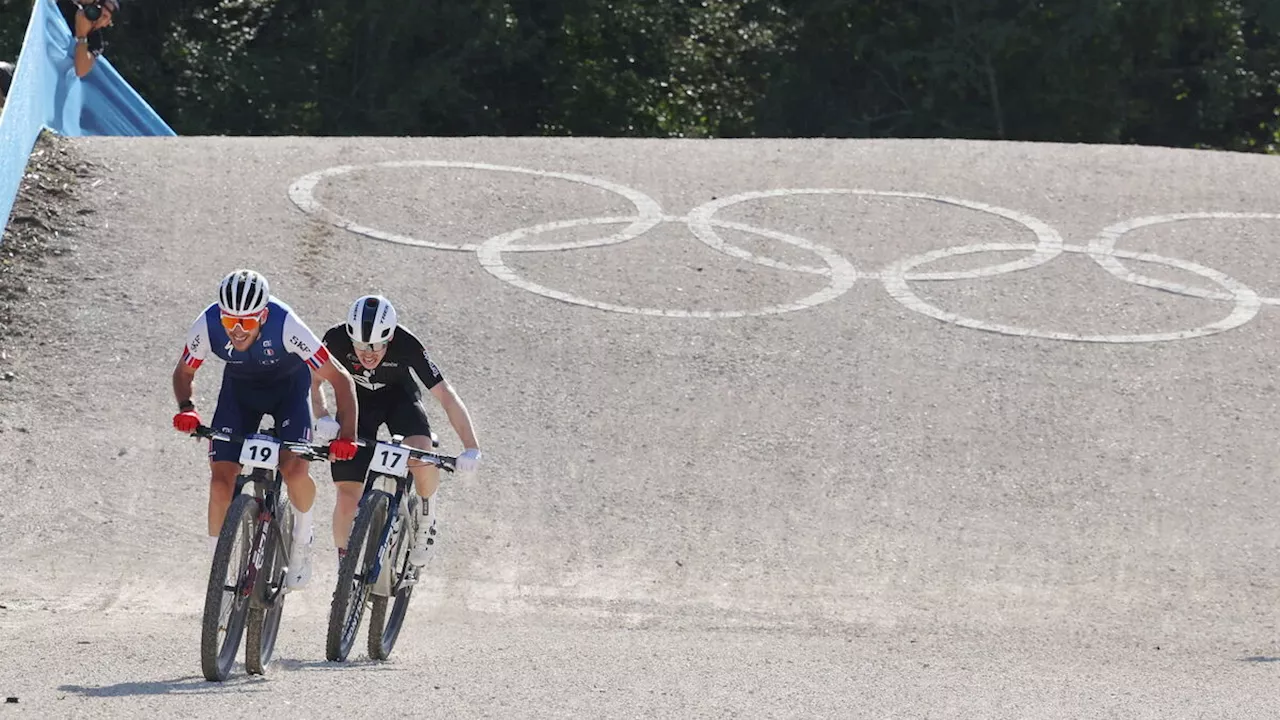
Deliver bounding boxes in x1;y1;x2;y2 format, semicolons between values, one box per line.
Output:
329;438;358;461
173;410;201;433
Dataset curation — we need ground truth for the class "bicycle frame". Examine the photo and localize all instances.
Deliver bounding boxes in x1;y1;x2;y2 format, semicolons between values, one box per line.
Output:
236;467;289;609
362;471;411;598
195;424;332;605
358;436;457;598
194;423;333;680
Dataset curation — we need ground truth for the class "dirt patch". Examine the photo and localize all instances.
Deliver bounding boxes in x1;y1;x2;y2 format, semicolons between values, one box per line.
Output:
0;130;103;371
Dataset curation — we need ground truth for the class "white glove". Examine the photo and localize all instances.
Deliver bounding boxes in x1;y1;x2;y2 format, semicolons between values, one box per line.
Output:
313;416;341;443
456;448;481;475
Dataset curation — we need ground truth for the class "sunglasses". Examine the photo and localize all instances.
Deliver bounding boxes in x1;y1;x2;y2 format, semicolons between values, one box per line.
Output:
220;312;265;332
353;341;388;352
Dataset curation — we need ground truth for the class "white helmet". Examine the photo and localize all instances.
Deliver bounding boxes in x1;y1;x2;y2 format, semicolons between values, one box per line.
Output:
346;294;398;346
218;269;270;315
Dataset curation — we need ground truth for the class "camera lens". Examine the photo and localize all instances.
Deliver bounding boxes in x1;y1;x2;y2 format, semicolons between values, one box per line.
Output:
83;4;101;20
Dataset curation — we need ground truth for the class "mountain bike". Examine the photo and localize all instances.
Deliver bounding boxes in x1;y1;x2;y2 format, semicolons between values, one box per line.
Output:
191;423;332;682
325;433;456;662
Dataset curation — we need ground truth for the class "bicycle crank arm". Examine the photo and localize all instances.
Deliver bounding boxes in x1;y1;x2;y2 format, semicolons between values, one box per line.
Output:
393;567;420;593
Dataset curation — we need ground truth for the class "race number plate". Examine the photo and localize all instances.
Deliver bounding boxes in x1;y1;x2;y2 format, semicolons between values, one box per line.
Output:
240;434;282;471
370;441;410;478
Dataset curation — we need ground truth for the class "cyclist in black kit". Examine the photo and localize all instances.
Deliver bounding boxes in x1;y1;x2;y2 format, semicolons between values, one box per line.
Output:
310;294;482;568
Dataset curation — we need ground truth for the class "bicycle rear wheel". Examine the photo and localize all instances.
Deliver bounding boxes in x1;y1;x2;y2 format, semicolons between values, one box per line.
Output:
368;506;415;660
245;506;289;675
326;491;389;661
200;494;257;682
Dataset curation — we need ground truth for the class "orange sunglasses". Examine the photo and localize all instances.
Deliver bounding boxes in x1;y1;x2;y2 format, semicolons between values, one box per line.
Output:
220;311;265;332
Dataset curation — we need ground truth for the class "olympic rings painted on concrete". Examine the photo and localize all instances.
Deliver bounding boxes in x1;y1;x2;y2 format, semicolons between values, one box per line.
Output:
474;214;859;318
882;243;1261;344
685;188;1064;281
288;160;664;253
287;161;1278;344
1088;213;1280;306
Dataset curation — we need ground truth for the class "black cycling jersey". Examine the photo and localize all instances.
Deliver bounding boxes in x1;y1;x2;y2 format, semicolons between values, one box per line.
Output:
320;324;445;397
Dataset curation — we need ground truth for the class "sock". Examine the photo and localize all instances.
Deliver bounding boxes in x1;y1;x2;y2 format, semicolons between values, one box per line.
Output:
293;509;314;545
208;536;218;554
419;493;437;536
422;489;442;545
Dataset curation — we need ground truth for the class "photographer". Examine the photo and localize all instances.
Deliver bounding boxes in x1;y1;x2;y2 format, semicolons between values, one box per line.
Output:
72;0;118;79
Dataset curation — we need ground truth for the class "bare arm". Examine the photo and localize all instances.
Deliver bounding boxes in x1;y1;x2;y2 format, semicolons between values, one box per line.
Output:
172;360;197;410
72;9;111;78
429;381;479;450
309;371;331;419
73;38;95;78
313;356;358;440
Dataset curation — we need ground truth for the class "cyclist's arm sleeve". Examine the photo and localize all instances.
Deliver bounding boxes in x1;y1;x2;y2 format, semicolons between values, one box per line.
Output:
321;325;347;355
283;312;332;370
181;313;210;369
404;332;445;390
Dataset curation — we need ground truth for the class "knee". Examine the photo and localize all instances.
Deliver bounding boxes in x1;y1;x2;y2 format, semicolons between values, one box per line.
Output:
209;464;238;498
410;464;440;484
396;437;434;476
280;457;313;484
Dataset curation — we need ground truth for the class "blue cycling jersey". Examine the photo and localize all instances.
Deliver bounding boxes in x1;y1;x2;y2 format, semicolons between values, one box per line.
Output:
181;297;330;382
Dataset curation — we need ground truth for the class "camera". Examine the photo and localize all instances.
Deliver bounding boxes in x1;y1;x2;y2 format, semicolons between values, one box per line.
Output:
80;1;103;20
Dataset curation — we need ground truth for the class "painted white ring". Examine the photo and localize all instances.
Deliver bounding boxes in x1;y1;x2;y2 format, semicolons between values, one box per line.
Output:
287;161;664;252
1088;213;1280;305
475;216;859;318
686;189;1064;280
882;243;1261;343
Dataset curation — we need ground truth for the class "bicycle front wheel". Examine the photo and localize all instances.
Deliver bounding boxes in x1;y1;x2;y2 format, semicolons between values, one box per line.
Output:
245;506;288;675
326;491;389;661
200;494;257;682
368;506;415;660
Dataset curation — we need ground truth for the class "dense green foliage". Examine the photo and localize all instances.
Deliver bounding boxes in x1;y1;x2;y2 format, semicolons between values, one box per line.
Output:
3;0;1277;151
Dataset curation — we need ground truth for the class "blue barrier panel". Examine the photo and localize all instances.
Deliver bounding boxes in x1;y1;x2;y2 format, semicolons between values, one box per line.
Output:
81;59;176;137
0;0;174;239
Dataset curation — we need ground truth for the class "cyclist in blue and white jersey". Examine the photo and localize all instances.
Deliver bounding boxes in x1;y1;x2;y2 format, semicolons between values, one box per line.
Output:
171;269;360;590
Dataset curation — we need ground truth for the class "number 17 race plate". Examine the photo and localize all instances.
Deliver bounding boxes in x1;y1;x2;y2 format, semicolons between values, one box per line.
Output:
369;442;410;477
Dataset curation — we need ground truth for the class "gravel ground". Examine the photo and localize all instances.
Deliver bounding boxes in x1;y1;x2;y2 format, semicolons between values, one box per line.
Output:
1;135;1280;718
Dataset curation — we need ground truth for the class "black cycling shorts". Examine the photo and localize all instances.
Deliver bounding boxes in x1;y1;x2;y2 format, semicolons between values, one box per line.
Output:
331;390;432;483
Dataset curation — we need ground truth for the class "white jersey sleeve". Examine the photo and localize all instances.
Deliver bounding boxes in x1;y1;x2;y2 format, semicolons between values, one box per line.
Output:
282;311;331;370
181;309;211;369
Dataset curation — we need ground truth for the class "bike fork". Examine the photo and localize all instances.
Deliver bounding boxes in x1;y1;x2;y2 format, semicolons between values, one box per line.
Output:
242;509;272;601
369;503;401;597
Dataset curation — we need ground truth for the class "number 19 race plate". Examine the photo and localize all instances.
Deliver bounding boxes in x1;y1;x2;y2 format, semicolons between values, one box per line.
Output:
240;434;282;471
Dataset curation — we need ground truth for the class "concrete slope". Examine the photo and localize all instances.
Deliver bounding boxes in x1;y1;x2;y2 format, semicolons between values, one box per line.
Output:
2;136;1280;718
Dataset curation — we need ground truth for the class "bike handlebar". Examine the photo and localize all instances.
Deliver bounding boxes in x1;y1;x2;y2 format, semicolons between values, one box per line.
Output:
189;424;458;471
191;424;333;462
396;443;457;473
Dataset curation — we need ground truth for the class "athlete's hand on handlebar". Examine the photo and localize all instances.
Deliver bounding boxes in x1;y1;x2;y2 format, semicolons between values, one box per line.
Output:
181;423;389;466
313;416;341;443
456;448;482;475
173;409;201;434
329;437;358;461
